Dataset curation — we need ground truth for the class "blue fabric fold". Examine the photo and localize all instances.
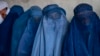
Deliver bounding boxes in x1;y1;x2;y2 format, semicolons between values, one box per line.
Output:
63;3;100;56
17;6;42;56
10;6;35;56
0;5;23;56
31;4;68;56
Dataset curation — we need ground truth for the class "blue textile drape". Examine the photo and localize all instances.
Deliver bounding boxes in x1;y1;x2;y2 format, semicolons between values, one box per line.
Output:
31;4;68;56
63;3;100;56
0;5;22;56
17;6;42;56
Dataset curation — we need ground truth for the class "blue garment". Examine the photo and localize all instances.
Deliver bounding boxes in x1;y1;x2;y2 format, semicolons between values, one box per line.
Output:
10;5;24;56
31;4;68;56
0;7;20;56
43;4;66;16
63;3;100;56
17;6;42;56
10;5;24;16
10;6;39;56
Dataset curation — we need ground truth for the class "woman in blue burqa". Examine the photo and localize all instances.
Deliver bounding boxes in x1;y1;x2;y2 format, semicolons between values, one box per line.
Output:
63;3;100;56
0;2;24;56
10;6;42;56
17;6;42;56
31;4;68;56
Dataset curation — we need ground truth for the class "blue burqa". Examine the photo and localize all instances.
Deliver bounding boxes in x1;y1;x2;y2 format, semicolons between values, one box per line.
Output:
17;6;42;56
0;5;23;56
63;3;100;56
10;6;40;56
31;4;68;56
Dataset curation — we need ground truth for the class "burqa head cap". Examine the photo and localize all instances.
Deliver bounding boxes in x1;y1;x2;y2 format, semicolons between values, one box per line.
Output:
11;5;24;16
74;3;93;15
30;6;42;18
43;4;66;15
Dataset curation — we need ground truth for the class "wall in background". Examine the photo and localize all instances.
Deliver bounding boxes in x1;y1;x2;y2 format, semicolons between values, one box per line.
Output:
3;0;100;21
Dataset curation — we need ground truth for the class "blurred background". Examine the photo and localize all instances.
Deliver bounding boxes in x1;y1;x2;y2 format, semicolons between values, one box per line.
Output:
3;0;100;21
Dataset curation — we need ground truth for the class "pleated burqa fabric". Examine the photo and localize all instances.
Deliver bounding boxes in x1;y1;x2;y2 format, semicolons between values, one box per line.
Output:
31;4;68;56
17;6;42;56
10;6;36;56
63;3;100;56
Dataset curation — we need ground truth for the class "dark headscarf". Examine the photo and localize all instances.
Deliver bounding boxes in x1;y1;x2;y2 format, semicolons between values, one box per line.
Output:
17;6;42;56
31;4;68;56
63;3;100;56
